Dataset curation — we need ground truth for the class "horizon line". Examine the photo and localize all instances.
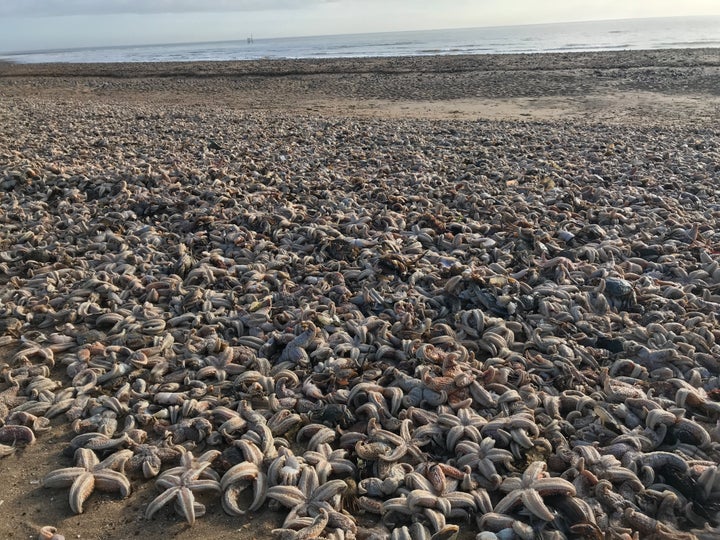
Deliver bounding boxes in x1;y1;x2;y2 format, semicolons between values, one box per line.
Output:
1;14;718;56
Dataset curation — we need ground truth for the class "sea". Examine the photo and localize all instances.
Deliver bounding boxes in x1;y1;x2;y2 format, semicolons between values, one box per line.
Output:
2;16;720;64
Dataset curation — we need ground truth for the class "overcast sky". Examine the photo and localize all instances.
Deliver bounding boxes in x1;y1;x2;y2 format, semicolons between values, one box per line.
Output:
1;0;718;52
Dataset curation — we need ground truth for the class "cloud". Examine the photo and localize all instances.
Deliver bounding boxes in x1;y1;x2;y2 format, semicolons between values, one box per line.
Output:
0;0;338;17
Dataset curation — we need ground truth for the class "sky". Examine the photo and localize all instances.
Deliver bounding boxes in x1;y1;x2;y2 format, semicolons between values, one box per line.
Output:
0;0;718;53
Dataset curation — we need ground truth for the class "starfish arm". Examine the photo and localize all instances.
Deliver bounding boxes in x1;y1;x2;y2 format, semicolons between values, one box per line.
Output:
177;486;197;525
97;449;133;471
307;426;336;451
314;461;333;484
521;488;555;522
424;507;447;532
521;461;548;483
445;491;477;510
499;477;522;493
220;461;259;490
271;528;299;540
446;426;464;451
266;485;305;508
370;425;404;446
464;425;482;442
142;457;162;479
249;471;268;512
156;473;182;490
378;444;407;462
438;413;461;427
488;448;514;464
298;467;320;499
533;477;577;496
382;496;414;515
159;466;185;478
69;471;95;514
302;450;324;464
145;486;180;519
311;479;347;506
299;508;329;539
400;419;412;442
235;439;264;466
186;478;221;493
329;458;357;477
93;469;131;497
74;448;100;470
493;489;522;515
327;448;348;461
222;484;250;516
406;489;438;511
42;467;86;488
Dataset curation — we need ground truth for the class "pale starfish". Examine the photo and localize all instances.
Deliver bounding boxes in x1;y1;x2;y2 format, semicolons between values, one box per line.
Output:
573;445;642;488
272;508;329;540
366;418;429;463
159;449;221;482
267;465;349;529
267;446;304;487
0;378;26;423
145;450;221;524
437;405;487;450
42;447;131;514
126;442;181;479
220;460;268;516
494;461;576;521
195;347;245;383
455;437;514;489
303;442;356;483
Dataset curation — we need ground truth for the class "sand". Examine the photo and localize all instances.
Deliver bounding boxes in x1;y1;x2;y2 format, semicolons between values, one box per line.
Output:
1;49;719;124
0;49;719;540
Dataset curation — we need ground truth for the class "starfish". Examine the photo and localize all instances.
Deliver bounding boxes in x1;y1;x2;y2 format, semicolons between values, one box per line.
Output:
272;508;329;540
404;470;477;518
303;442;356;483
406;488;477;519
195;346;245;384
266;465;348;529
0;379;26;424
455;437;514;489
296;423;337;452
42;448;131;514
437;406;488;451
126;442;181;479
145;450;221;524
494;461;576;521
220;460;268;516
573;445;642;488
267;446;304;487
159;449;221;482
366;418;429;463
0;424;36;446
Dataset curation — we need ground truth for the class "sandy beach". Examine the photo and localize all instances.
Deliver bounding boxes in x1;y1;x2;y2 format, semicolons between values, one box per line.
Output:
2;49;720;124
1;49;720;540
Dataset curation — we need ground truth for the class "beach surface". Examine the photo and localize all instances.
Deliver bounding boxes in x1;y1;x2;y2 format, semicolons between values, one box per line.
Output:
1;49;719;540
2;48;720;124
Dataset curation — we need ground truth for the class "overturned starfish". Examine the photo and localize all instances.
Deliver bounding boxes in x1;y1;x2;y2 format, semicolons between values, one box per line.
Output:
145;449;221;524
145;451;220;525
42;447;131;514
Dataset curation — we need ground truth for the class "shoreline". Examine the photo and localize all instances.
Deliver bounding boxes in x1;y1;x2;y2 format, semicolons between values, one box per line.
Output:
2;47;720;77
